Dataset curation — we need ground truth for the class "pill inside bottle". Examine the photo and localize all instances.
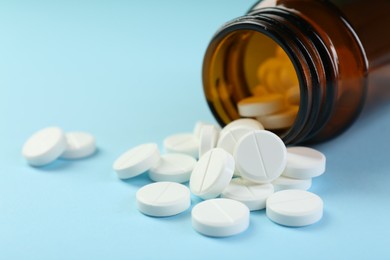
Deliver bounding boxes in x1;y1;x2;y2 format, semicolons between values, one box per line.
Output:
203;31;300;140
202;0;378;145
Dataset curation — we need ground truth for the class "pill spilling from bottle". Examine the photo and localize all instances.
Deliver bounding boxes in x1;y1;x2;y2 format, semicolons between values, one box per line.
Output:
21;118;326;238
238;46;300;131
112;119;326;237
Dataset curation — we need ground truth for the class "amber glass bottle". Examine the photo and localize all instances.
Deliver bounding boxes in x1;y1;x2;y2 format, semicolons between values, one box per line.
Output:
202;0;390;144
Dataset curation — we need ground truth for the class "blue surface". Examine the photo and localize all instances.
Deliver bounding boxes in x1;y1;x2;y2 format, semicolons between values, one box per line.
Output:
1;1;390;259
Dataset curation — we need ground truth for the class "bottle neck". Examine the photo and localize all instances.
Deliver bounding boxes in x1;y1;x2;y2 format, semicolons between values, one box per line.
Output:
203;4;367;144
247;8;337;144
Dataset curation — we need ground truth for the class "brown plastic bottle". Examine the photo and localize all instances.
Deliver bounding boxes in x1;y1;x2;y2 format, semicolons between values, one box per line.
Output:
202;0;390;144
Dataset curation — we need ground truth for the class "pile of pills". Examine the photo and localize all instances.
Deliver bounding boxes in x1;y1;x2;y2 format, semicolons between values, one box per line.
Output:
238;47;300;130
21;120;325;237
20;44;323;238
22;127;96;166
113;119;326;237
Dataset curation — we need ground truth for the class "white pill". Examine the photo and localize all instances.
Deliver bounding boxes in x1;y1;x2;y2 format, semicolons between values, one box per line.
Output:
22;127;67;166
221;178;274;211
60;132;96;159
148;153;196;183
164;133;199;158
217;125;255;155
199;125;219;158
193;121;208;139
272;176;312;192
221;118;264;134
113;143;160;179
191;198;250;237
194;121;220;139
266;190;323;227
282;147;326;179
219;119;264;164
190;148;235;200
234;130;287;183
257;106;299;130
237;94;284;117
136;182;190;217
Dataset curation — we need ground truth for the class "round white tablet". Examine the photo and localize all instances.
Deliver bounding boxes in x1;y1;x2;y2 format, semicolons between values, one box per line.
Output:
194;121;220;139
217;125;255;155
192;198;250;237
257;106;298;130
113;143;160;179
282;147;326;179
219;119;264;159
193;121;208;139
199;125;219;158
22;127;67;166
164;133;199;158
136;182;190;217
220;118;264;134
266;190;323;227
190;148;235;200
237;94;284;117
221;178;274;211
148;153;196;183
272;176;312;192
60;132;96;159
234;130;287;183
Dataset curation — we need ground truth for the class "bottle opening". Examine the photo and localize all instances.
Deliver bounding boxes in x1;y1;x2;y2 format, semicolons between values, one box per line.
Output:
203;29;300;137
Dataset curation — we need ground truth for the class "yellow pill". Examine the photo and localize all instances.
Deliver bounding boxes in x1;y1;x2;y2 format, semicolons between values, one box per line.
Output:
257;58;280;84
275;46;290;61
257;106;299;130
279;61;299;88
286;86;300;106
250;85;269;96
265;70;286;93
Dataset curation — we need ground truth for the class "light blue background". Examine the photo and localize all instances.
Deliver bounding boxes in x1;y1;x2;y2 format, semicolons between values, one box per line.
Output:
1;1;389;259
